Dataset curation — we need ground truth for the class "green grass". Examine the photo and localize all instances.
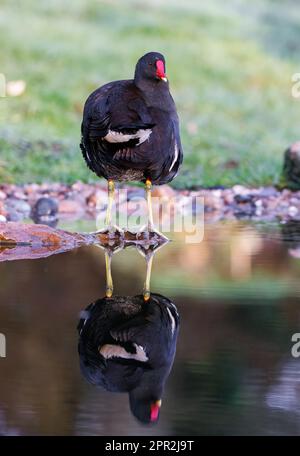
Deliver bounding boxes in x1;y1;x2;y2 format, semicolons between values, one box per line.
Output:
0;0;299;187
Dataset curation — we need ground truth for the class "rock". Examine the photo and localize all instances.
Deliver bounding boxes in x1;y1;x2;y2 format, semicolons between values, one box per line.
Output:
282;142;300;189
0;201;7;216
58;199;85;219
288;206;299;217
127;188;145;201
5;198;31;221
7;211;24;222
234;194;254;204
258;187;279;198
93;190;108;209
232;185;250;195
212;189;222;198
31;197;59;227
0;215;6;222
13;190;27;200
223;190;234;205
152;185;176;200
233;202;256;218
25;183;40;195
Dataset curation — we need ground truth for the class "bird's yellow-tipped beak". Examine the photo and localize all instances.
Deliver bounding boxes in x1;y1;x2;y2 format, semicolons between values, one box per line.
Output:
156;60;167;82
150;399;162;422
106;287;113;298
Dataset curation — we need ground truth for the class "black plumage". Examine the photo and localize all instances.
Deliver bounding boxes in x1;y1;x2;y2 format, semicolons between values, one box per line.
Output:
80;52;183;185
77;293;179;424
30;197;58;227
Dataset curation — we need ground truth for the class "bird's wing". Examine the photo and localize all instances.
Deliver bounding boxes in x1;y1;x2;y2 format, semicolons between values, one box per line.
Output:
110;314;153;346
146;115;183;185
80;81;156;174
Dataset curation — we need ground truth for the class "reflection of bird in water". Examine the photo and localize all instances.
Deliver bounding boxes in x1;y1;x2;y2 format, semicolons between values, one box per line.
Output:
99;233;168;300
80;51;183;235
281;221;300;258
78;293;179;424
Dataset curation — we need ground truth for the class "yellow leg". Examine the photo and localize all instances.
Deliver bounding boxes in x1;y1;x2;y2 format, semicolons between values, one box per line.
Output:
143;252;154;301
105;250;113;297
145;179;154;231
105;179;115;230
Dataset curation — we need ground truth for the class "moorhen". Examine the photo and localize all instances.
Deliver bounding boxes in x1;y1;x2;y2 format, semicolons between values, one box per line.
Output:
78;293;179;424
80;51;183;234
98;231;167;299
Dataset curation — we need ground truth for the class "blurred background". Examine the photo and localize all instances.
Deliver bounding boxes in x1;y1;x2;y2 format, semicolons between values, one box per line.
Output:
0;0;300;188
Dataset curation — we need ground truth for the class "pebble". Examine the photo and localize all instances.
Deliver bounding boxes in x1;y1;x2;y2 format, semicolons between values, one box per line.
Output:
1;183;300;224
234;194;254;204
288;206;298;217
5;198;31;220
58;199;84;220
152;185;176;199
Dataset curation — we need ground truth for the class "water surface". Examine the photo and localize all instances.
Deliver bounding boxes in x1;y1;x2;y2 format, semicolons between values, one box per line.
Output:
1;221;300;435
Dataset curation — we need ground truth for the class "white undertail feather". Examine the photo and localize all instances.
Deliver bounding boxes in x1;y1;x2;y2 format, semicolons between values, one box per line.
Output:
169;141;179;172
104;129;152;145
99;343;148;362
166;308;176;335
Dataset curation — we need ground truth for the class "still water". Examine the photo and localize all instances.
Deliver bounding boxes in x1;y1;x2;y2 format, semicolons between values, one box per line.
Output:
1;221;300;435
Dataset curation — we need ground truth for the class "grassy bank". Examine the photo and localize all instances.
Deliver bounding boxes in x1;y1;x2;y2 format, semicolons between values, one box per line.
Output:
0;0;299;187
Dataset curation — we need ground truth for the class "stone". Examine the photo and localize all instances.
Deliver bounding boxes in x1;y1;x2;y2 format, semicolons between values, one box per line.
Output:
282;142;300;189
232;185;250;195
234;194;254;204
127;188;145;201
258;187;279;198
58;199;85;219
7;211;24;222
288;206;299;217
152;185;176;200
5;198;31;220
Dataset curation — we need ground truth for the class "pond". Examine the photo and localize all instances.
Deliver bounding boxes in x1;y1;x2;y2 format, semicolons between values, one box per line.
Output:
0;220;300;436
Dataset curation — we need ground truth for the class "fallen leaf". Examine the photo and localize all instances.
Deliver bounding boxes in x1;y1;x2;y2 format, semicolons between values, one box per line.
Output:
6;80;26;97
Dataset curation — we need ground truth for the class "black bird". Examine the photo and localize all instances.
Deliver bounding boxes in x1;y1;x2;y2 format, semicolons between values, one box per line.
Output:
80;51;183;233
31;197;58;227
77;293;179;424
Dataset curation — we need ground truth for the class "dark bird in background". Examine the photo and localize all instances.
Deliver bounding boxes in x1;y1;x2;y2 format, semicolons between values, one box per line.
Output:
282;142;300;190
30;197;58;227
77;293;179;424
80;51;183;234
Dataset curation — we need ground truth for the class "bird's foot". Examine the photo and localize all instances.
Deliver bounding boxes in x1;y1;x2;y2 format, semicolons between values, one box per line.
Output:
137;224;169;243
90;225;124;240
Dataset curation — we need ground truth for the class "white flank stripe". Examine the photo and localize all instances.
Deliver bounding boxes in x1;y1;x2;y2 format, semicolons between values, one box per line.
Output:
100;343;148;362
104;129;152;145
167;308;176;335
169;141;179;172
